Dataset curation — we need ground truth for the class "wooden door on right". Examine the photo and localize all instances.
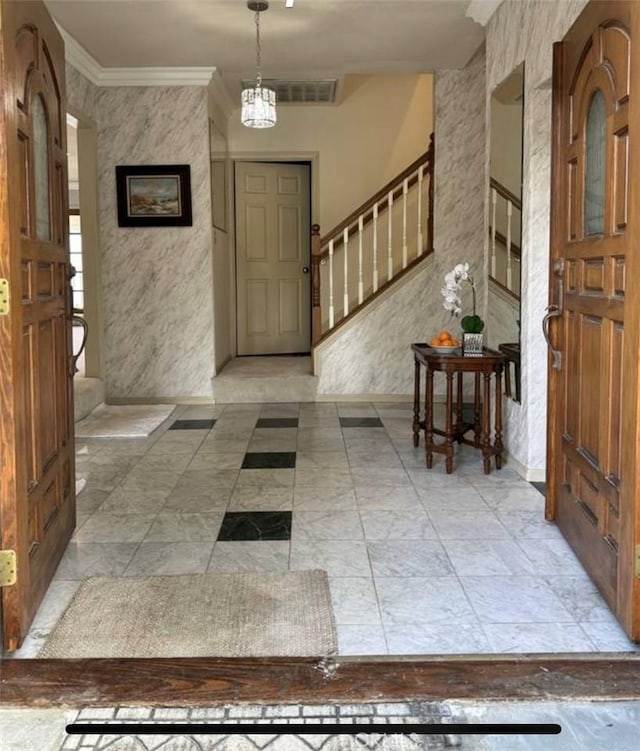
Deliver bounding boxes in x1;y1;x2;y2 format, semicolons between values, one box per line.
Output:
547;0;640;641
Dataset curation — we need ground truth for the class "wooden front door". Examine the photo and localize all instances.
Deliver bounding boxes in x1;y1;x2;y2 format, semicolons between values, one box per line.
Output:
0;0;75;649
235;161;311;355
547;0;640;640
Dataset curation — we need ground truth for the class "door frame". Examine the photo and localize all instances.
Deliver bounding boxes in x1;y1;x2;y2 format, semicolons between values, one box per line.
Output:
229;150;319;359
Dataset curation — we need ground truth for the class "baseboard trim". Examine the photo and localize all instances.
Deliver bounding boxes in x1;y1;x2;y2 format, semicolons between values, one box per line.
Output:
506;451;546;482
107;396;215;406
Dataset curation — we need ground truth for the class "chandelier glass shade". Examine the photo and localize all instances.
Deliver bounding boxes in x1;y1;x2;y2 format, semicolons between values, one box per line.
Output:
242;1;276;129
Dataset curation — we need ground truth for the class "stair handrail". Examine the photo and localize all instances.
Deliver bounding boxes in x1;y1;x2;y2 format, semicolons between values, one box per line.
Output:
311;133;435;346
319;133;434;256
489;177;521;212
489;175;521;296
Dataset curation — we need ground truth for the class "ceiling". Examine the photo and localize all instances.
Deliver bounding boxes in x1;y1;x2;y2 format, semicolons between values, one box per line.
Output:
44;0;491;101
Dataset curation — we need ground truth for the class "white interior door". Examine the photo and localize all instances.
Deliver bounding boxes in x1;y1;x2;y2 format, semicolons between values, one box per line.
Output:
235;161;311;355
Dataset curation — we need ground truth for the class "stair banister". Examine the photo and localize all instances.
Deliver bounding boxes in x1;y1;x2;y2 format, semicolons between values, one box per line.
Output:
311;133;435;346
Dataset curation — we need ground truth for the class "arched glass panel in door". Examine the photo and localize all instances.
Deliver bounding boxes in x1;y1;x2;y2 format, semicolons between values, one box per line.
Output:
584;89;606;236
33;94;51;241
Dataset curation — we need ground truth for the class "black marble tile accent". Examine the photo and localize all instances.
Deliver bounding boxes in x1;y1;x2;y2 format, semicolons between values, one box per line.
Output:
339;417;384;428
217;511;292;541
531;481;546;497
242;452;297;469
256;418;299;428
169;419;216;430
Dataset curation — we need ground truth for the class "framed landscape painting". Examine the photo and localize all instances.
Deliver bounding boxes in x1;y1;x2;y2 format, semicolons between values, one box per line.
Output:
116;164;192;227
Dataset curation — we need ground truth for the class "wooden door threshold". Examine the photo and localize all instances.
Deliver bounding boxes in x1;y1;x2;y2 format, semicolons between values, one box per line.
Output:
2;654;640;707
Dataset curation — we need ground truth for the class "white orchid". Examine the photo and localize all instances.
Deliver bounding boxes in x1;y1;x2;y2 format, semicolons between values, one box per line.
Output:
441;263;483;333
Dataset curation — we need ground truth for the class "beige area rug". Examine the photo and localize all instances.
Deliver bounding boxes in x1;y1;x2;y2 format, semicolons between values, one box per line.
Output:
74;403;175;438
39;571;337;658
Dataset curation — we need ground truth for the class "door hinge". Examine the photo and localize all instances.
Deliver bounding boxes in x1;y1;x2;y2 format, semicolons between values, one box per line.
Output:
0;278;9;315
0;550;17;587
636;546;640;578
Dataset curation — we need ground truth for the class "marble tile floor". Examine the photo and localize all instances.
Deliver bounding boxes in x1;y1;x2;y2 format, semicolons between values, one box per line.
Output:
2;700;640;751
5;400;640;659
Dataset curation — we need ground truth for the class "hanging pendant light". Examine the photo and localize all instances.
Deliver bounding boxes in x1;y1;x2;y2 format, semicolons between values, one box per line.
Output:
241;1;277;129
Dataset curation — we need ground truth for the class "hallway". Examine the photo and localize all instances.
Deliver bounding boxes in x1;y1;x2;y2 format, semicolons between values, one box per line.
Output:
8;400;639;658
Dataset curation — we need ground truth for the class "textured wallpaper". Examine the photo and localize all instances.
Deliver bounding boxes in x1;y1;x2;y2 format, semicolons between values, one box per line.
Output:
486;0;589;473
95;86;215;399
316;47;486;396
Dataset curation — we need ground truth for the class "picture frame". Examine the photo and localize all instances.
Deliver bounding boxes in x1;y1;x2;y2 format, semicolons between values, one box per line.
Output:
115;164;192;227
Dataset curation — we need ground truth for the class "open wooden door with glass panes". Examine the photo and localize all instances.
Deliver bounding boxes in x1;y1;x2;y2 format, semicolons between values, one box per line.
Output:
546;0;640;642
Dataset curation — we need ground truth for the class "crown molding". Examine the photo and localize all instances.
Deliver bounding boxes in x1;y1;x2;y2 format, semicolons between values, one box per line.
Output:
466;0;502;27
58;23;215;87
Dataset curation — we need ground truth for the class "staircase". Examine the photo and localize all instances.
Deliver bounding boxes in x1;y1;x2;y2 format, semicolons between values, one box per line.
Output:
489;177;521;300
311;134;435;347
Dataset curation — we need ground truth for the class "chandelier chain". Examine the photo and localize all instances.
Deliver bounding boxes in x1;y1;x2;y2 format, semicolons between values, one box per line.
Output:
255;10;262;86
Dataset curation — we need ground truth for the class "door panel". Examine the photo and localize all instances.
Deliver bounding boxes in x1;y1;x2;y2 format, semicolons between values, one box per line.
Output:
547;0;639;640
0;0;75;649
235;161;311;355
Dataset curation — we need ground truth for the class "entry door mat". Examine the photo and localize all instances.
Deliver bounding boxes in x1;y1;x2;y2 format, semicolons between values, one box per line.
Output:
74;403;175;438
39;570;337;658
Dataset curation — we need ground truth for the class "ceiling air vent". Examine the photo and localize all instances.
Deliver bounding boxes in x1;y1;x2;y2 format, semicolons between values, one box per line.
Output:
241;79;338;103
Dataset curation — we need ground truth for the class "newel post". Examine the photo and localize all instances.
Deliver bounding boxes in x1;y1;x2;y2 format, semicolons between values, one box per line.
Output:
311;223;322;345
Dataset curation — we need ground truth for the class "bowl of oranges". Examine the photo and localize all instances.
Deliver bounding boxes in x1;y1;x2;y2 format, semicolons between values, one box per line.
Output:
428;330;460;353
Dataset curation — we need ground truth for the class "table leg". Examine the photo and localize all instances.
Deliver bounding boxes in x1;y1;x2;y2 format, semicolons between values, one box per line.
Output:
482;372;491;474
473;373;482;448
445;372;454;474
425;368;434;468
412;357;421;447
455;372;464;442
494;366;504;469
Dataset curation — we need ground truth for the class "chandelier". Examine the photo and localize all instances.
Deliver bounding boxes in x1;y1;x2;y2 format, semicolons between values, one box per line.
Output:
241;1;277;129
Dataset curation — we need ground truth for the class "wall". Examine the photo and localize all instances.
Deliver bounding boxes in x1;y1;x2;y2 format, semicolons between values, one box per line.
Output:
486;0;589;475
208;89;232;372
227;74;433;232
96;86;215;399
316;51;485;395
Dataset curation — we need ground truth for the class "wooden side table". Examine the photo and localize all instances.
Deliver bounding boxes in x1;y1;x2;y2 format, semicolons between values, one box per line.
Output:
411;343;506;474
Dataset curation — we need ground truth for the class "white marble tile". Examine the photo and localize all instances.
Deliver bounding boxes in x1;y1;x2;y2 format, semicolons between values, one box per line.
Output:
354;486;422;512
483;622;596;654
143;512;224;542
579;621;640;652
248;429;298;453
289;540;371;577
442;539;535;577
336;623;387;656
132;453;193;473
53;542;139;579
346;447;404;469
359;509;437;540
297;428;345;452
367;540;454;578
517;538;593;576
494;510;563;540
384;622;491;655
207;541;290;573
291;511;364;541
28;580;83;632
162;491;231;512
196;438;251;453
375;576;477;626
329;577;380;624
293;487;357;510
73;512;156;543
351;467;412;488
171;469;239;496
235;469;294;488
294;469;354;491
428;509;510;540
542;577;618;624
416;486;489;512
123;542;214;576
188;452;246;470
228;486;293;511
460;576;575;624
295;451;349;470
98;487;169;515
479;485;546;511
